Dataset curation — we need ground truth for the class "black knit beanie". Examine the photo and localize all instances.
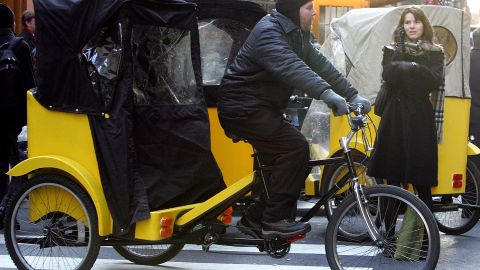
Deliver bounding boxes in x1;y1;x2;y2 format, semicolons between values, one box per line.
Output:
0;4;15;29
276;0;311;27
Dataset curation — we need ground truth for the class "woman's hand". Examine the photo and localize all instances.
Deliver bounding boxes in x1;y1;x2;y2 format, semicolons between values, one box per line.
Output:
392;61;418;74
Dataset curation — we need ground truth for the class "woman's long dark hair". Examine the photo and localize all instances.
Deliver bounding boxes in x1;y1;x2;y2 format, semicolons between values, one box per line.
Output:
394;6;434;44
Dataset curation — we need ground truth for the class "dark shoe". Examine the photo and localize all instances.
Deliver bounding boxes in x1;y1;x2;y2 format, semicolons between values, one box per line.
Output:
237;215;262;238
261;219;311;238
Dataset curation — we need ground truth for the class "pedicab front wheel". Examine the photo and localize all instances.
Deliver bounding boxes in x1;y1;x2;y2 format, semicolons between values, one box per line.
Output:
322;154;382;242
113;244;184;265
325;185;440;270
4;174;100;270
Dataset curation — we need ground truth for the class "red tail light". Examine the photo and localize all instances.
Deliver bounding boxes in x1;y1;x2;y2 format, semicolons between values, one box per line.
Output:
223;207;233;216
160;217;173;227
287;234;305;243
452;173;463;188
221;215;233;224
160;227;173;237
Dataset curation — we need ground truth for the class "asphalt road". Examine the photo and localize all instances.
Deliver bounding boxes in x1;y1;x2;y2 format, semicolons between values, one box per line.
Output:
1;213;479;270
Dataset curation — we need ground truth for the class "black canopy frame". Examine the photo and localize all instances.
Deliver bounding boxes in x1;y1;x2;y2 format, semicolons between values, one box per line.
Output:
34;0;225;236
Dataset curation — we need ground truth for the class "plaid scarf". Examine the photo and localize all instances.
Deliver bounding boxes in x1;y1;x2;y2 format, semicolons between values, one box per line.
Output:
430;69;445;144
405;41;445;144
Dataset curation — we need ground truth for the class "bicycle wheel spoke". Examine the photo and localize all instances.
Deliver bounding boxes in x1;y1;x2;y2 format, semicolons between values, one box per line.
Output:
5;177;100;270
326;185;440;270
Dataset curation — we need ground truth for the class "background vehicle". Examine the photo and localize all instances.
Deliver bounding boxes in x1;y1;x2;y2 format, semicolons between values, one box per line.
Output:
304;5;480;234
203;4;480;237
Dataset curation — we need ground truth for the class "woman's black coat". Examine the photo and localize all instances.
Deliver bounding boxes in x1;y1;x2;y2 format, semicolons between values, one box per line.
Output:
367;46;444;187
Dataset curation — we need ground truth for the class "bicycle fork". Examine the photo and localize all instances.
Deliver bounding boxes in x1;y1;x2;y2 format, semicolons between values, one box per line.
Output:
340;133;382;243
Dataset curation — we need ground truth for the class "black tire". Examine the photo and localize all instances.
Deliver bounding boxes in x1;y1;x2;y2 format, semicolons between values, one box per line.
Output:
4;174;100;270
321;153;379;218
435;158;480;235
113;244;184;265
325;185;440;270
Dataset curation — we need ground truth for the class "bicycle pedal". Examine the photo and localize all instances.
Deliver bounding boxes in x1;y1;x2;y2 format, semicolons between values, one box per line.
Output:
262;232;306;242
287;233;306;243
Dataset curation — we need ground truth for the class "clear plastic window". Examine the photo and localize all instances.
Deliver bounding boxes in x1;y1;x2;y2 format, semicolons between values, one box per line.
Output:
132;25;199;105
83;22;123;110
198;19;251;85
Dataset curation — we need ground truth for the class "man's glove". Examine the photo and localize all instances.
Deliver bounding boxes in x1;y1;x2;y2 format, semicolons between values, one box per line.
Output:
320;89;348;116
348;94;371;114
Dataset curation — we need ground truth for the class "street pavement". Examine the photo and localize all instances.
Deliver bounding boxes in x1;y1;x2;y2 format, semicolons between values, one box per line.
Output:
1;210;479;270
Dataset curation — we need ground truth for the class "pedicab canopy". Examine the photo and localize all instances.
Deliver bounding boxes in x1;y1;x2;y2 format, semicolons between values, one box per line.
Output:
33;0;225;235
321;5;471;101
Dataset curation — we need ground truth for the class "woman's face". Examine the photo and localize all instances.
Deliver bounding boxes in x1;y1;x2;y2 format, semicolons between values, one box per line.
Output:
403;13;424;42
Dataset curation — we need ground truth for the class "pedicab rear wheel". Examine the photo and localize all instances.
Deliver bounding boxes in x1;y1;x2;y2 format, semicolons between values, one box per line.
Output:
4;174;100;270
113;244;184;265
434;158;480;235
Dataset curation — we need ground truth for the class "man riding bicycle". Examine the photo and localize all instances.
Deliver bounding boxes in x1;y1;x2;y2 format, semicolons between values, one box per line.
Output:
217;0;371;238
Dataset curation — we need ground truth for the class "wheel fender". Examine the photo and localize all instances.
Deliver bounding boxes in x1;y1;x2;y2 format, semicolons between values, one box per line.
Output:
7;155;112;236
467;142;480;156
328;142;369;160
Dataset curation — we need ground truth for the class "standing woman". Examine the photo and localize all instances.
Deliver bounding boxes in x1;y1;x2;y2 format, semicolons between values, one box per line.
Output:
367;6;445;209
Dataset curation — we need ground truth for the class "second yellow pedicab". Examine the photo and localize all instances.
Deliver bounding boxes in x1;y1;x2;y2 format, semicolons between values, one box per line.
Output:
304;5;480;235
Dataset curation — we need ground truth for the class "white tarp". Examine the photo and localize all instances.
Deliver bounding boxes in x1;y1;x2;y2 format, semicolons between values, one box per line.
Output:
321;5;471;101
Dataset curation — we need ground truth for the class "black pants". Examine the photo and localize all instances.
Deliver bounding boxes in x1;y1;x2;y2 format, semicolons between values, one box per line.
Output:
387;180;432;210
382;182;432;244
0;120;22;207
219;108;310;222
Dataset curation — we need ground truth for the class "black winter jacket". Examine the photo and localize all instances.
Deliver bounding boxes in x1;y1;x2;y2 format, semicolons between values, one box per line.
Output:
0;28;35;127
367;46;444;187
18;29;36;52
470;45;480;126
218;11;357;115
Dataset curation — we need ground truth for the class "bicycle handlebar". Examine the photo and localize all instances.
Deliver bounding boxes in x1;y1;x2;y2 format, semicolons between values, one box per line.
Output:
347;103;364;116
289;95;313;103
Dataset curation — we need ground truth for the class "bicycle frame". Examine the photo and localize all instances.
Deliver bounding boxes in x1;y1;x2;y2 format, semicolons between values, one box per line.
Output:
300;113;381;241
209;108;382;245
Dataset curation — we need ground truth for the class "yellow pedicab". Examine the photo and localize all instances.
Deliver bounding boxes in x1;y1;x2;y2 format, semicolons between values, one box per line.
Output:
303;5;480;235
3;1;441;269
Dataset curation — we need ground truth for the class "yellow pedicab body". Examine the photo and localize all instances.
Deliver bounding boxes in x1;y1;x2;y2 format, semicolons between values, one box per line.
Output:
308;97;473;197
8;92;113;236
